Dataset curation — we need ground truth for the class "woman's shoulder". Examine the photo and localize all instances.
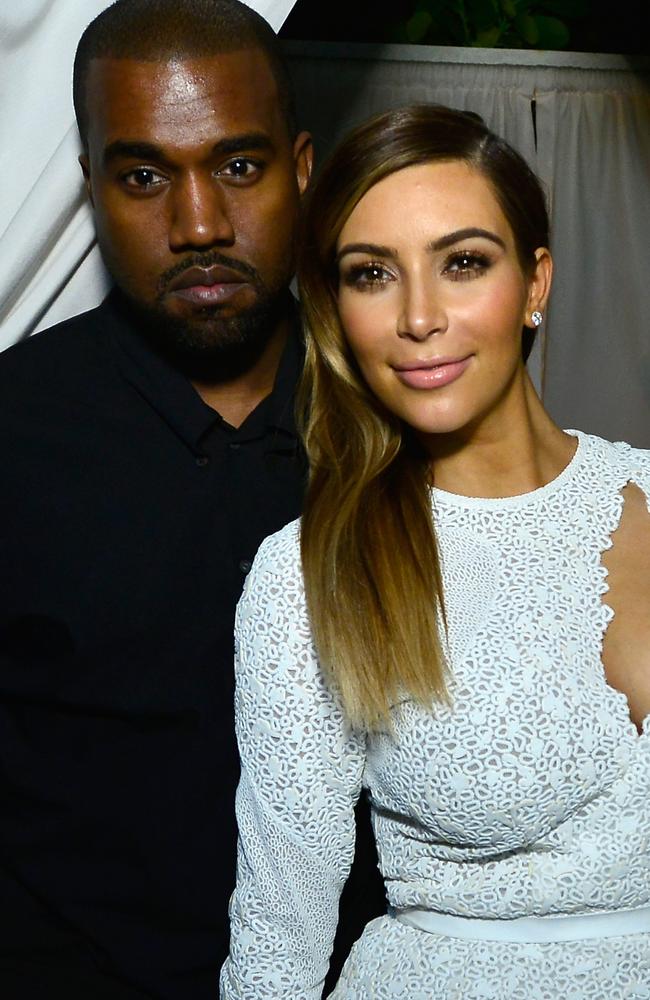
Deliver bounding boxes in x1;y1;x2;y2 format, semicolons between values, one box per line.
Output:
574;430;650;509
575;430;650;475
236;518;309;637
252;517;302;572
239;519;303;604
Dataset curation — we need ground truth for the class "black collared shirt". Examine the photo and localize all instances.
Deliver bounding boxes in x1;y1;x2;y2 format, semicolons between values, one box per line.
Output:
0;291;307;998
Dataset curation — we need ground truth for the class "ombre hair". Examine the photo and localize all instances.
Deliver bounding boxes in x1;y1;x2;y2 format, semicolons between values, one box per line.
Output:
298;105;550;730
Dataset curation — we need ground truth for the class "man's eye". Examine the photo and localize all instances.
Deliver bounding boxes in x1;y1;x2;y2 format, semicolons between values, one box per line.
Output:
444;250;491;280
122;168;166;190
218;159;261;179
342;263;394;291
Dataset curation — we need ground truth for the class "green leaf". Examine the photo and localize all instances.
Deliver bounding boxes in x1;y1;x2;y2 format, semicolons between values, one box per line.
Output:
500;0;517;16
405;10;434;43
514;12;538;44
475;25;502;46
534;14;570;49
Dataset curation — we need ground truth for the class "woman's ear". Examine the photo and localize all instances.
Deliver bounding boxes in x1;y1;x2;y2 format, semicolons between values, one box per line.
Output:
525;247;553;327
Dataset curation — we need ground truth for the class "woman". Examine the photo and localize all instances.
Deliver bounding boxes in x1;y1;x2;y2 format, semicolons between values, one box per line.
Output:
220;106;650;998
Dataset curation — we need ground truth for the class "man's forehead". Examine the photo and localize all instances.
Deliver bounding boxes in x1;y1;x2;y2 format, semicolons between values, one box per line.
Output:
85;49;283;147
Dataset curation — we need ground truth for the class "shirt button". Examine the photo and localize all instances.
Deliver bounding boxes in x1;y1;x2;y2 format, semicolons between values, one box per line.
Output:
195;455;210;467
239;559;252;574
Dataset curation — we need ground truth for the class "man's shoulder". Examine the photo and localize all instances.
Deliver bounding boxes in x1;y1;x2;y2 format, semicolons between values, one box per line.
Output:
0;300;119;408
2;303;111;361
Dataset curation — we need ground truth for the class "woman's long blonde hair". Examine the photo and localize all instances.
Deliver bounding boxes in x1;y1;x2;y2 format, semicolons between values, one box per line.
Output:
298;105;550;731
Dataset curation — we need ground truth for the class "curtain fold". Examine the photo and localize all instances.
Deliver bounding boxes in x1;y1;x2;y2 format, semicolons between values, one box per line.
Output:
535;78;650;447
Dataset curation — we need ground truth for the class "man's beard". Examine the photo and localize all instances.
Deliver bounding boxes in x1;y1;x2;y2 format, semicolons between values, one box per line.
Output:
116;251;290;383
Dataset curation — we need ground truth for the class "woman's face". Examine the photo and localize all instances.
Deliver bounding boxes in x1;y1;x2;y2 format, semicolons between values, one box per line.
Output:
336;160;551;443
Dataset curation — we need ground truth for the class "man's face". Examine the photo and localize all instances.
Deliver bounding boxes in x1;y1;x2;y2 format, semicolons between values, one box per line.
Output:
81;49;312;364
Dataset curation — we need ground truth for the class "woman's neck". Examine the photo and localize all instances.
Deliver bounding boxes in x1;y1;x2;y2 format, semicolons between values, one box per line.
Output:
427;373;576;499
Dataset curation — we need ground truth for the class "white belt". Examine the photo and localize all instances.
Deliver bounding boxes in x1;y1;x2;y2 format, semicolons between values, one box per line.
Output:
393;905;650;943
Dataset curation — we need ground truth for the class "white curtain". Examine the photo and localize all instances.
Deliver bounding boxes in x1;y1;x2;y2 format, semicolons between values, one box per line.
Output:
535;72;650;448
0;0;298;350
284;43;650;447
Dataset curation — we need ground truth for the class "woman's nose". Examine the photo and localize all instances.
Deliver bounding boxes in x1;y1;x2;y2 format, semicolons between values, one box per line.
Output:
397;275;448;341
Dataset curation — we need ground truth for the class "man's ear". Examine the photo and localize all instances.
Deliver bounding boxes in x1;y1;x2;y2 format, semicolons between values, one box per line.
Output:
79;154;94;207
293;130;313;196
526;246;553;324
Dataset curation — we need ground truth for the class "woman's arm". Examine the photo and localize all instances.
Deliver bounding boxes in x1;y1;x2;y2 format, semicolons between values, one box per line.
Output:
220;523;367;999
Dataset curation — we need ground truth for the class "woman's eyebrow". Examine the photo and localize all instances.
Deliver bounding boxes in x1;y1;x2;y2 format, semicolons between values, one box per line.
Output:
337;228;506;264
336;242;397;263
427;227;506;252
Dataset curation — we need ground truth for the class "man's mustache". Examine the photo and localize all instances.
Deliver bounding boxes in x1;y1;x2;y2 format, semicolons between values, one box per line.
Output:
157;251;262;296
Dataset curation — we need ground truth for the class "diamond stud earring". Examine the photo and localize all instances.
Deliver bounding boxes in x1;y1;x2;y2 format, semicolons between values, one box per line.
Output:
531;310;543;327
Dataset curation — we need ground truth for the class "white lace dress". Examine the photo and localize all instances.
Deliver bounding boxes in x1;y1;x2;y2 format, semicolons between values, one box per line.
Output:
220;432;650;1000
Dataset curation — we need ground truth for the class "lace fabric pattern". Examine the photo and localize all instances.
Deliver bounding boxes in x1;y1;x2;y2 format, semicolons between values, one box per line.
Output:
220;432;650;999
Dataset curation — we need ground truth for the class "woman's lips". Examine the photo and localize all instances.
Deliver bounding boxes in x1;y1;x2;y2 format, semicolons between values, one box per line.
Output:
393;356;471;389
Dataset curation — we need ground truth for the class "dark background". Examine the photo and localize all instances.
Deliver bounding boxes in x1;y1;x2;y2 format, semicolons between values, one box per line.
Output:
281;1;648;56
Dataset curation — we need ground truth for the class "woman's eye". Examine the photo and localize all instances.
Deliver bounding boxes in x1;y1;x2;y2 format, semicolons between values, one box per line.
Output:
122;168;166;190
342;263;393;290
444;250;490;280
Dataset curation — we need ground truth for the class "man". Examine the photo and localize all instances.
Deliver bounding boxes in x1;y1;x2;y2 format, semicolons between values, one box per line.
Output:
0;2;383;997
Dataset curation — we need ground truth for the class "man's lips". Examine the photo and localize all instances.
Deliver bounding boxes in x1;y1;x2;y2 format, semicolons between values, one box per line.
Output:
165;265;251;305
393;355;472;389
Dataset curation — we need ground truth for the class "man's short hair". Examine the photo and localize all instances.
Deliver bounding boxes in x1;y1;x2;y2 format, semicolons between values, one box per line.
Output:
73;0;297;147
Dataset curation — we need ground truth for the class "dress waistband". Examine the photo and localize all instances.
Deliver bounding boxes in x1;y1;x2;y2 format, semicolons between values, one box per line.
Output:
392;905;650;943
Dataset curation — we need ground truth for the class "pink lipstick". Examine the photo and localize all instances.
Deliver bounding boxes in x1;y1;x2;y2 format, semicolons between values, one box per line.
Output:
393;356;471;389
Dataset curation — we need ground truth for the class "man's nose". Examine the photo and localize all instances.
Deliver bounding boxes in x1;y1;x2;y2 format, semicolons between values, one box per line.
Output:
168;175;235;250
397;274;448;342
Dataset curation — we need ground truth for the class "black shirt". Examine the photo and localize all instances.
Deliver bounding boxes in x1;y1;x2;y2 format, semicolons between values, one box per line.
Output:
0;291;384;999
0;290;308;997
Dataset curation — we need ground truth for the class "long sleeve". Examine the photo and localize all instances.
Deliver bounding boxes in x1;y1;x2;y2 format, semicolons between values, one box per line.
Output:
220;522;366;999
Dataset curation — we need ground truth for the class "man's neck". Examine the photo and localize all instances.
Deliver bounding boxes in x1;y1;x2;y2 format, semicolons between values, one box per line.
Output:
191;317;290;428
